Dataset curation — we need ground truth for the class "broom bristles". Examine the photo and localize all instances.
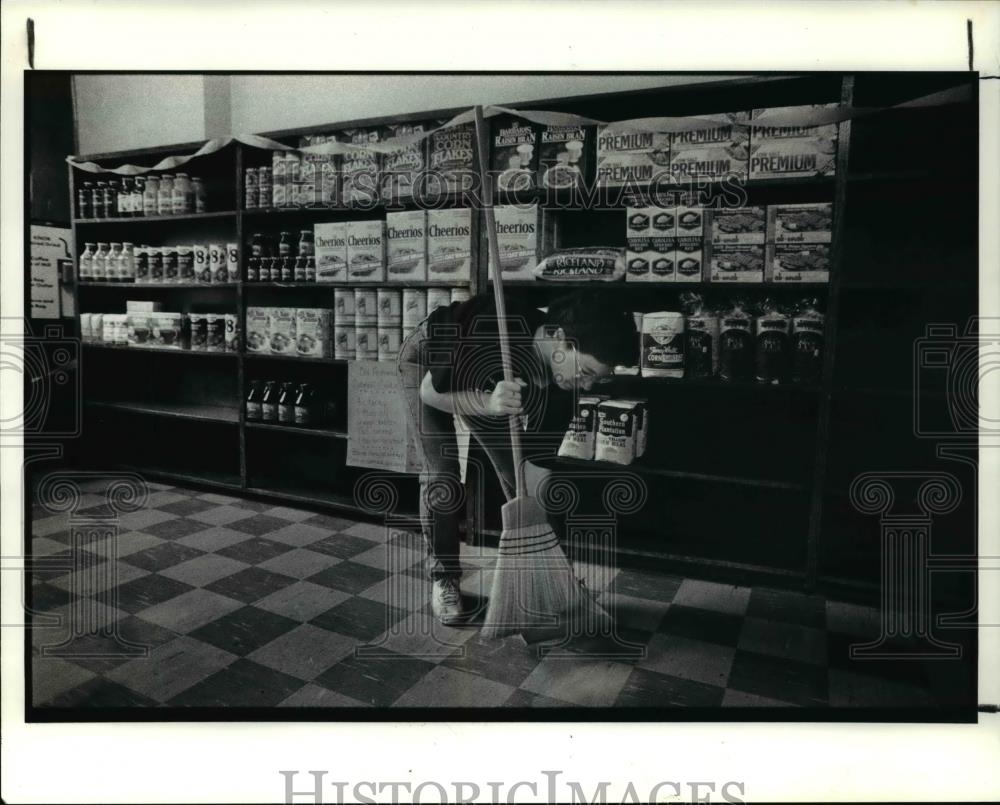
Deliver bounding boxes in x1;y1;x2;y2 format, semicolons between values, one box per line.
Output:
481;496;610;640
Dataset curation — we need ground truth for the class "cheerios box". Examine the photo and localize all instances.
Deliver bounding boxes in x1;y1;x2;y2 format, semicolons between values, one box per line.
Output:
246;307;271;353
489;205;541;280
708;242;765;283
386;210;427;281
294;308;333;357
346;219;386;283
268;307;297;355
427;208;472;281
314;221;348;282
669;112;750;182
749;105;839;179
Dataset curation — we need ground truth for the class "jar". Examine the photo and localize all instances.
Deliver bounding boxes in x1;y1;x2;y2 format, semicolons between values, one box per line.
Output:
134;246;149;283
93;182;108;218
120;242;136;283
105;181;119;218
297;229;314;257
172;172;193;215
131;177;145;217
107;243;123;283
157;174;174;216
278;231;293;258
143;176;160;217
118;178;133;217
191;176;207;213
78;182;93;219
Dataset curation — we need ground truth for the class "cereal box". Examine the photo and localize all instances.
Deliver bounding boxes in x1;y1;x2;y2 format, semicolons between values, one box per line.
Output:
346;219;386;283
314;222;348;282
339;127;381;204
386;210;427;281
767;202;833;244
268;307;297;355
489;204;539;281
538;124;591;191
669;112;749;182
708;243;765;283
491;116;539;192
246;307;270;353
427;122;475;194
557;394;606;460
126;312;155;348
295;308;333;358
149;313;184;350
640;311;685;378
595;400;639;465
427;208;472;282
709;207;766;244
381;121;429;202
765;242;831;283
596;124;671;188
749;105;839;179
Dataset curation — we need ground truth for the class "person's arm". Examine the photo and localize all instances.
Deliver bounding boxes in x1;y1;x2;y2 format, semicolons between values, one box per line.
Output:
419;371;525;418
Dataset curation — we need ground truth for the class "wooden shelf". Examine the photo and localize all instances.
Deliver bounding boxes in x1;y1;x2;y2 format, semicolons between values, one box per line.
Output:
245;281;468;288
83;342;238;357
610;375;821;393
80;282;238;289
86;399;239;424
243;352;347;365
246;421;348;439
74;210;237;225
492;281;831;291
114;464;243;492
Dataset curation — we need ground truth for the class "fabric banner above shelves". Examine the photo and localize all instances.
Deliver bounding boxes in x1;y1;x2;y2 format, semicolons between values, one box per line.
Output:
65;84;971;176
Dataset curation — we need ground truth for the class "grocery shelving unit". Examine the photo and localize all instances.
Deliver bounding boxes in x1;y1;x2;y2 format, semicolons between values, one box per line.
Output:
68;73;978;604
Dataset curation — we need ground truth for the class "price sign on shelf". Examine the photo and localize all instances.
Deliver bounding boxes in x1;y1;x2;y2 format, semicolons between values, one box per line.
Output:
30;224;73;319
346;360;421;474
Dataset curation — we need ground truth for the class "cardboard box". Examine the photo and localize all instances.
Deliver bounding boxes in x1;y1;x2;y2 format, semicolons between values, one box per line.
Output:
669;112;749;182
149;313;184;350
268;307;297;355
765;242;831;283
749;105;838;179
674;205;704;238
126;312;155;347
346;219;386;283
295;308;333;358
708;243;765;283
538;124;591;191
489;204;539;280
126;300;163;312
386;210;427;281
427;208;472;281
672;237;705;283
491;116;539;192
710;207;766;244
340;127;381;204
381;121;429;202
427;121;475;194
640;311;685;378
314;222;348;282
596;124;671;187
246;307;269;353
767;202;833;244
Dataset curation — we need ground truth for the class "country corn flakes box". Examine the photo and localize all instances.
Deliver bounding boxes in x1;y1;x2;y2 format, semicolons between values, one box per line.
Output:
708;242;765;283
596;124;671;188
767;203;833;244
749;105;839;179
765;242;831;283
669;112;750;182
380;121;430;202
427;121;475;194
339;127;381;204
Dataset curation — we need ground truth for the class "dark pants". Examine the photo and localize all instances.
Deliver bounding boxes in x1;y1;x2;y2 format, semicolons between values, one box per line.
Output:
398;321;545;581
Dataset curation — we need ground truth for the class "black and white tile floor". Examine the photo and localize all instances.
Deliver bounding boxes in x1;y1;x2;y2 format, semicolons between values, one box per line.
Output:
27;478;940;710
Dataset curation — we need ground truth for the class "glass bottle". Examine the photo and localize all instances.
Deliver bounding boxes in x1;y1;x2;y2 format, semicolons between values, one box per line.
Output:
277;231;293;258
261;380;279;422
93;182;108;218
118;178;132;217
246;380;263;422
172;172;193;214
107;243;123;283
77;182;93;219
278;382;297;424
79;242;95;282
157;174;174;216
120;242;136;283
191;176;207;213
131;177;145;217
92;242;109;282
105;180;119;218
294;383;317;426
297;229;314;258
143;176;160;217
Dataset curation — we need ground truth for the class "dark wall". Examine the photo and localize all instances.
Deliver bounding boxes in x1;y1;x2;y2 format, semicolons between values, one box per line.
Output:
27;71;75;225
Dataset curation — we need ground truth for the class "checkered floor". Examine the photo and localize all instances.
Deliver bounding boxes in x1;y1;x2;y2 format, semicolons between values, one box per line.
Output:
26;478;941;710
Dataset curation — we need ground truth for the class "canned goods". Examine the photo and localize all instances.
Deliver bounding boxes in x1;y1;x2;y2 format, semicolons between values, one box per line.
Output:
177;246;195;282
209;244;227;283
355;325;377;360
224;313;240;352
226;242;239;281
205;313;225;352
244;167;259;210
377;327;402;362
427;288;451;314
334;325;356;360
189;313;207;351
194;244;211;283
162;247;178;283
272;151;287;207
354;289;377;325
402;289;427;329
377;289;402;327
335;288;355;325
258;165;272;208
148;248;163;283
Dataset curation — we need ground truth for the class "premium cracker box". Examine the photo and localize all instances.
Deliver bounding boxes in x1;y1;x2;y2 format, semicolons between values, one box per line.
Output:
386;210;427;281
427;208;472;282
765;243;832;283
669;112;750;182
314;221;349;282
596;124;671;188
708;242;765;283
491;116;539;192
767;202;833;244
749;105;839;179
346;219;386;283
538;124;591;191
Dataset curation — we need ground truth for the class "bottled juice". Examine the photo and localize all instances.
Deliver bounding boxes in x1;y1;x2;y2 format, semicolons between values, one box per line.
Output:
143;176;160;216
93;242;109;281
120;242;136;282
278;382;297;424
79;242;95;281
246;380;263;421
107;243;123;283
261;380;279;422
191;176;207;213
157;174;174;216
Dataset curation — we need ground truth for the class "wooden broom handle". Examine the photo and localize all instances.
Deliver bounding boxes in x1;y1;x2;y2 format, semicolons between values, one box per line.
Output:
473;105;526;498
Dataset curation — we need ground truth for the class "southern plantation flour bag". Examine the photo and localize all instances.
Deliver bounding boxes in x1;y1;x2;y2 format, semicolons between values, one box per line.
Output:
557;394;607;460
595;400;639;465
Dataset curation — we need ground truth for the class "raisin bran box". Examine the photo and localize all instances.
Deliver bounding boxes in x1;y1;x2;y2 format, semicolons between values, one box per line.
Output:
538;124;591;191
765;242;831;283
749;105;839;179
491;116;539;193
596;124;671;188
767;202;833;244
669;112;750;182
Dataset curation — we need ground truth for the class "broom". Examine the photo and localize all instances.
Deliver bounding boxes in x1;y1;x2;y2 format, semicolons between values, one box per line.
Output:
472;105;610;641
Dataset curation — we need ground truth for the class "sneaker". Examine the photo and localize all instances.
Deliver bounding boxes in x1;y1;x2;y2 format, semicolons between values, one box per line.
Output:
431;578;466;625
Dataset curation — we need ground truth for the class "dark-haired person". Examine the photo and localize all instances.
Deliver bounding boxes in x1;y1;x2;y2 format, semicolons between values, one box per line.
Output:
397;292;638;624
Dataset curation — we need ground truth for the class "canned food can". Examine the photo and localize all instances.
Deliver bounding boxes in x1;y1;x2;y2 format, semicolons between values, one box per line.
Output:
450;288;471;305
224;313;240;352
162;248;178;283
427;288;451;314
189;313;207;351
244;167;259;210
377;326;402;362
194;244;211;283
354;289;377;325
335;289;355;325
402;289;427;329
226;243;239;281
334;325;356;360
355;325;377;360
377;289;402;327
209;243;227;283
205;313;225;352
177;246;195;282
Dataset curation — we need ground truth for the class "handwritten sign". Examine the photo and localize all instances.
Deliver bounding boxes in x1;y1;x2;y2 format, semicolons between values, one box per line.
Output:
346;360;421;473
30;225;72;319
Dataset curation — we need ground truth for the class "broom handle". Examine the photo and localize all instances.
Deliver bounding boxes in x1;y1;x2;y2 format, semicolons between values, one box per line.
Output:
473;105;526;499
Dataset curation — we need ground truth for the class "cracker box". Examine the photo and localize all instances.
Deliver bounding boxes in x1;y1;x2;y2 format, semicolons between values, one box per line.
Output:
595;400;639;465
386;210;427;281
708;243;765;283
427;208;472;282
149;313;184;350
268;307;297;355
315;222;349;282
246;307;270;353
765;242;831;283
339;127;381;204
295;308;333;358
640;311;685;378
669;112;750;182
126;312;155;348
557;394;606;460
767;202;833;244
380;121;429;202
489;204;539;281
538;124;591;191
749;105;838;179
596;124;671;187
427;121;475;194
491;116;539;192
709;206;766;245
346;219;386;283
